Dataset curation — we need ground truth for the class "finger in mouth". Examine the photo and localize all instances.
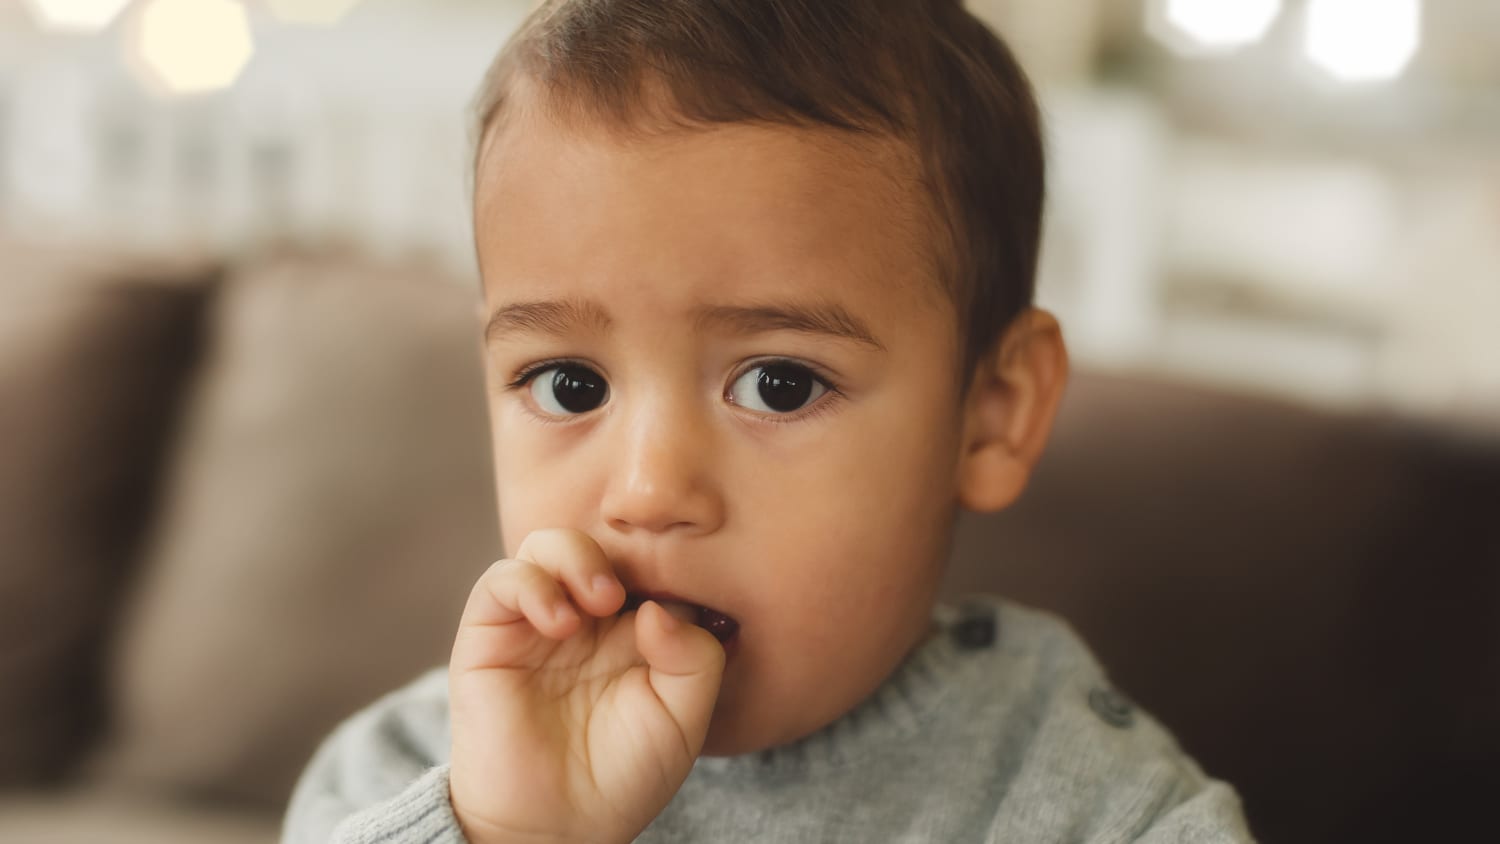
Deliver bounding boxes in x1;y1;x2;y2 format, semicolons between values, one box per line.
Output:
622;593;739;645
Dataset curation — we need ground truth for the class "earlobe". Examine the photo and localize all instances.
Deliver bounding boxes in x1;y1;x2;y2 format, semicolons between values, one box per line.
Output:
956;309;1069;513
958;448;1029;513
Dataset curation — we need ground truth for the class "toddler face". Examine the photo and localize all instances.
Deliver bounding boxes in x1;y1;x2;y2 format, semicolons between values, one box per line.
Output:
475;110;969;754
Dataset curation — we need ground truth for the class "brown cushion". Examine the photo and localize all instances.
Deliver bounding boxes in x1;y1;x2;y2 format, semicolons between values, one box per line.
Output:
0;785;277;844
0;242;217;786
88;254;501;809
943;372;1500;844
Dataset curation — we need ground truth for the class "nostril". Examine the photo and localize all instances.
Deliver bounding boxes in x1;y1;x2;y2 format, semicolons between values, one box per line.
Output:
608;517;693;534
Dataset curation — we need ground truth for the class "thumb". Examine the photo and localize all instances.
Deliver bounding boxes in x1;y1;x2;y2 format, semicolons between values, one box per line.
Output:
634;601;725;751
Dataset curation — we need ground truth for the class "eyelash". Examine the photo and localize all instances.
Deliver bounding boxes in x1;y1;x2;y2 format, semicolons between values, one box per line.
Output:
503;358;594;427
504;357;579;391
501;356;845;424
728;357;845;425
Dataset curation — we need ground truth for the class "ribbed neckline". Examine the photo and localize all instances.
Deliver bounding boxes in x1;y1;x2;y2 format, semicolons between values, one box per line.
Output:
692;602;972;776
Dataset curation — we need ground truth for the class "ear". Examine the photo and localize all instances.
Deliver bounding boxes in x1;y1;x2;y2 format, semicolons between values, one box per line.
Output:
956;308;1069;513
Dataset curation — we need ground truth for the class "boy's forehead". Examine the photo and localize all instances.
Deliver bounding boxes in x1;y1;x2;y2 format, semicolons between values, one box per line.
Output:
473;109;946;317
475;107;924;226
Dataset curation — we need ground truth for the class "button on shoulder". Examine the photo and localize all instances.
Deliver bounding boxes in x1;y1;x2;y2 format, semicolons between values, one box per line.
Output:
950;608;998;650
1087;686;1135;729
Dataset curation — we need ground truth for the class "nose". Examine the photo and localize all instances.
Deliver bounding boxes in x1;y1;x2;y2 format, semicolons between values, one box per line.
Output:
600;400;725;537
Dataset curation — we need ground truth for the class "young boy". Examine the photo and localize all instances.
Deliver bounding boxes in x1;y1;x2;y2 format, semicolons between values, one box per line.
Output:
285;1;1254;841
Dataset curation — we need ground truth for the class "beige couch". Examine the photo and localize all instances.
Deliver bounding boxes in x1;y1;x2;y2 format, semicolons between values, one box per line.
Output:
2;242;1495;843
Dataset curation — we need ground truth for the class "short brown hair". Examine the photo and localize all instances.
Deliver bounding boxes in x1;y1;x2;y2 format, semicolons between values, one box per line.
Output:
471;0;1044;375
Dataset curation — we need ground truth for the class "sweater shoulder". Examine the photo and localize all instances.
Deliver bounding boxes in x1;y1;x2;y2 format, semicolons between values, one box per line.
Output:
946;597;1255;842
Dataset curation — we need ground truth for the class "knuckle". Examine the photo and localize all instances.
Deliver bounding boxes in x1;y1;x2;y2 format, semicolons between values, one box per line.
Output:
515;527;603;574
547;528;593;564
512;528;547;560
483;559;548;594
482;558;523;583
511;560;553;589
558;530;605;568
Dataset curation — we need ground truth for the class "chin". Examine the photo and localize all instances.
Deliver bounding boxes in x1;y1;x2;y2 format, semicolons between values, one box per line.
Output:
699;704;767;757
699;694;829;758
700;720;784;758
699;733;751;757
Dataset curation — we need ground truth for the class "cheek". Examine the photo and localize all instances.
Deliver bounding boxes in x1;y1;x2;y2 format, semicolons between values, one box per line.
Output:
487;408;582;556
737;405;960;596
844;408;958;566
834;385;963;513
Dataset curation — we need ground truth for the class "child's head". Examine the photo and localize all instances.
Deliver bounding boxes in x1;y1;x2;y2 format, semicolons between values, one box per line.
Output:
470;0;1068;755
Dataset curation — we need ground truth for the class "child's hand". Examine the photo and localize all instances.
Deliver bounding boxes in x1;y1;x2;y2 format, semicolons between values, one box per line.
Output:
447;529;726;844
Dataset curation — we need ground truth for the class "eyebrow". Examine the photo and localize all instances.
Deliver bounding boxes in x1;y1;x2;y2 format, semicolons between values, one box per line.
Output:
484;298;883;350
694;303;884;350
485;298;612;344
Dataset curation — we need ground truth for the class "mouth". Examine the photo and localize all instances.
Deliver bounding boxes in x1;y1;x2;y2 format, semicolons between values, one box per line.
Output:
622;592;740;647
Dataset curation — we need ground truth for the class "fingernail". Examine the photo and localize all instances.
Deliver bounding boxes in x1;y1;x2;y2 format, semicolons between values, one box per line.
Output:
592;574;618;597
553;602;577;623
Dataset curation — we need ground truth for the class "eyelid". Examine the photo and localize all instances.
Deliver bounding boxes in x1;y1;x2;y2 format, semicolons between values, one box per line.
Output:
729;356;841;389
503;358;610;426
505;357;596;390
725;357;844;423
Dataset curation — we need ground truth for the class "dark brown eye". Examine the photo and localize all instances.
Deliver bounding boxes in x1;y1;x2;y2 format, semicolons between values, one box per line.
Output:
728;362;827;413
530;364;608;415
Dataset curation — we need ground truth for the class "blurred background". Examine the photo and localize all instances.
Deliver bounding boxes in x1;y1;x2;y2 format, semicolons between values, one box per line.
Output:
1;2;1496;843
1;0;1496;419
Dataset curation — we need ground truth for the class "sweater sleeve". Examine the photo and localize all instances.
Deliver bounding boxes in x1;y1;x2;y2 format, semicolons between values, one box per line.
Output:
281;667;467;844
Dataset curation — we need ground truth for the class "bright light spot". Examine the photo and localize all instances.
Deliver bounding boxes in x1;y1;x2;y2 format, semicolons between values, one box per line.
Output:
23;0;131;32
266;0;363;26
1149;0;1282;55
127;0;253;96
1305;0;1421;83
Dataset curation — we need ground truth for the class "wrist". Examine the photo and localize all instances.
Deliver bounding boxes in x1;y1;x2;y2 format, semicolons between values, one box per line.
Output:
449;795;612;844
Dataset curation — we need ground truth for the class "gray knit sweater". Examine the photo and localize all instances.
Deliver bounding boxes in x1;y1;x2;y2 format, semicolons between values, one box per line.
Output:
282;598;1255;843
